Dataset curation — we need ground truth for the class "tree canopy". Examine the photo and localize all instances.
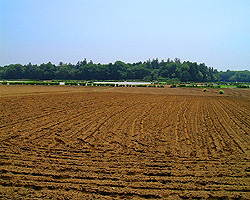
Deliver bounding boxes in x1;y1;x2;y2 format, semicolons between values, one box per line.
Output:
0;58;249;82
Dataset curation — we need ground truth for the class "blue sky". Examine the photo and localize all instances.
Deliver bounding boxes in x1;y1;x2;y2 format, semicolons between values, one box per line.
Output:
1;0;250;71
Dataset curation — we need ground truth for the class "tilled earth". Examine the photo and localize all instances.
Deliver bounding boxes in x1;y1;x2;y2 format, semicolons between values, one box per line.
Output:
0;86;250;199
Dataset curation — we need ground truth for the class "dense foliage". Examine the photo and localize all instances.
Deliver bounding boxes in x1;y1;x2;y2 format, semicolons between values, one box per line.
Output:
218;70;250;82
0;58;249;82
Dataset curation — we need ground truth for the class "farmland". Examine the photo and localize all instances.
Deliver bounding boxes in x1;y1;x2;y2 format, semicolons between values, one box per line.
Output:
0;85;250;199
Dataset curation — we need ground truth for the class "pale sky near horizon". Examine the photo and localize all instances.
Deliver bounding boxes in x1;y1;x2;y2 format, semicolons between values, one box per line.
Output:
1;0;250;71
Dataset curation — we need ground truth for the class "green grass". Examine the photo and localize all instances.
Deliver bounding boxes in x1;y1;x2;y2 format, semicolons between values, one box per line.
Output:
219;85;237;89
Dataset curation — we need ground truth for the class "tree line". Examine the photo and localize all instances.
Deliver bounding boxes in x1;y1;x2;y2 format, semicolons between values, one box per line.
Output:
0;58;249;82
219;70;250;82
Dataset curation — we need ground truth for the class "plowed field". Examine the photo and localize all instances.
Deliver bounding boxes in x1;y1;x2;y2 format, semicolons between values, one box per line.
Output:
1;86;250;199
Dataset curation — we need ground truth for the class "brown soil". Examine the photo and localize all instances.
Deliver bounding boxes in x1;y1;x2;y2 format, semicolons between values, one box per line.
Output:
1;86;250;199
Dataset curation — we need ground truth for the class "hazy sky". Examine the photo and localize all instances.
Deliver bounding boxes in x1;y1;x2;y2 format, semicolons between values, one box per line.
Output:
1;0;250;71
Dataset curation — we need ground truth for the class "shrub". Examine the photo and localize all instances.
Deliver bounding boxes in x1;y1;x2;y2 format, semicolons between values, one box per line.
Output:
237;84;249;88
9;82;22;85
50;82;59;85
219;90;224;94
65;82;77;86
78;82;86;86
203;88;207;92
170;84;176;88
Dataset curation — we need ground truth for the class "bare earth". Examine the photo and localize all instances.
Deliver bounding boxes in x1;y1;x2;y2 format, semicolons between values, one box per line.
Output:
0;85;250;199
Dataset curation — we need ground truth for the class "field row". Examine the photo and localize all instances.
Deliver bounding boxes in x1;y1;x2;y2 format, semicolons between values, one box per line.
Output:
1;89;250;199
